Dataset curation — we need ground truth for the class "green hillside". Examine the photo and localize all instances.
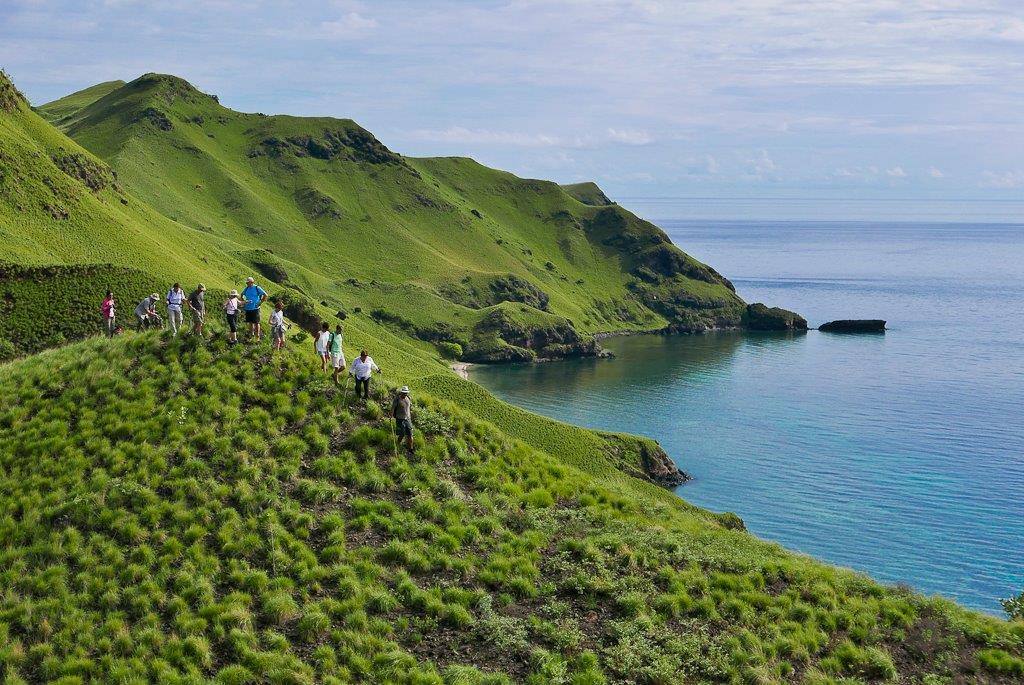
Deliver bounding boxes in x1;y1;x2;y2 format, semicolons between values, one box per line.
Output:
1;334;1021;684
4;69;1022;682
32;73;802;363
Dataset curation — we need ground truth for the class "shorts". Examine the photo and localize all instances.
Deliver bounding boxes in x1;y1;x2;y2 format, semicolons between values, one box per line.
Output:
191;309;205;325
226;312;238;333
244;309;260;324
272;325;285;341
395;417;413;438
331;352;346;369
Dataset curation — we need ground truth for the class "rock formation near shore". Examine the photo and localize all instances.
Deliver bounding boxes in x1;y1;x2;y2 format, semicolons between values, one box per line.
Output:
819;319;886;333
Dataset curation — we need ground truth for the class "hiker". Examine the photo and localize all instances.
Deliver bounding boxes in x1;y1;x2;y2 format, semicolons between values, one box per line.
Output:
314;322;331;371
166;282;185;337
100;290;116;338
350;350;380;399
134;293;161;331
187;283;206;336
223;289;241;344
269;301;286;351
392;386;414;452
240;277;267;339
329;324;346;384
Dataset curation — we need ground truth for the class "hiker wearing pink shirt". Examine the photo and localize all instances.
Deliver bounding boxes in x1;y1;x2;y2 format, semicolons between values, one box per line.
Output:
100;290;116;338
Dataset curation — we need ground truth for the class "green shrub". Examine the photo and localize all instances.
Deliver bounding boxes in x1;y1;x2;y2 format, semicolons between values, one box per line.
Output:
1002;589;1024;621
978;648;1024;675
436;341;463;360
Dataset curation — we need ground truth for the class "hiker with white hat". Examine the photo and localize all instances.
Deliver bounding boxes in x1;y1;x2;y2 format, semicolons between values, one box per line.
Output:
223;289;241;345
187;283;207;337
240;276;267;340
134;293;161;331
392;385;414;453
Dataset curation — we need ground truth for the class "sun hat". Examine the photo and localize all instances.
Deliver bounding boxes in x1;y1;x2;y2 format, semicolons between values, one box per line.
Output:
198;283;206;290
246;276;255;283
229;289;239;297
399;386;410;394
150;293;159;300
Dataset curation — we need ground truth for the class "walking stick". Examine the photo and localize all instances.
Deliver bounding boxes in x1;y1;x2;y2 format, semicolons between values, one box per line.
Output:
341;373;351;406
390;390;400;460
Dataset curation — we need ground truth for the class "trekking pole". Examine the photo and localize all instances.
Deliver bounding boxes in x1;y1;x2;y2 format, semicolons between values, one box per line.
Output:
341;373;351;406
390;390;399;460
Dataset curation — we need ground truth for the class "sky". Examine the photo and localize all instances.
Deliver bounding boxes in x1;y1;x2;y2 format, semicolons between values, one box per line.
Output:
2;0;1023;220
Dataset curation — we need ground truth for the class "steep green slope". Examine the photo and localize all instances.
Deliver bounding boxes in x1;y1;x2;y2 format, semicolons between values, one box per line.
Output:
1;334;1021;683
35;79;126;127
40;73;802;362
0;73;249;286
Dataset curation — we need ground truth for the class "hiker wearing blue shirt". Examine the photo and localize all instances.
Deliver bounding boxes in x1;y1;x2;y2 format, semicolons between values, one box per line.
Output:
240;276;267;339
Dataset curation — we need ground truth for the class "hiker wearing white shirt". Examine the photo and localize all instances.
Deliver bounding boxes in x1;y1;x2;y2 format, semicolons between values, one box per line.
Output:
350;350;380;399
269;301;286;351
166;283;185;337
314;322;331;371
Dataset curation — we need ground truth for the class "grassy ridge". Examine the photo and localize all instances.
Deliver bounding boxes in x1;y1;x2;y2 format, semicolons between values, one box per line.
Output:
0;334;1021;683
34;73;760;360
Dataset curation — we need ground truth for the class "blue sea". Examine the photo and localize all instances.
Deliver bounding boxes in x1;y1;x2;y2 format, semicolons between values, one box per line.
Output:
469;216;1024;615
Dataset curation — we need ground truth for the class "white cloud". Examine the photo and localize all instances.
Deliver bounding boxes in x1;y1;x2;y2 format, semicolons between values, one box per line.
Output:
927;167;945;178
606;128;652;145
407;126;573;147
979;170;1024;189
743;149;776;179
833;165;889;179
317;12;377;37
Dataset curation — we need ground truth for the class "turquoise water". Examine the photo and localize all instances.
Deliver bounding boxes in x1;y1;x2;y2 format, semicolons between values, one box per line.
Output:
469;221;1024;615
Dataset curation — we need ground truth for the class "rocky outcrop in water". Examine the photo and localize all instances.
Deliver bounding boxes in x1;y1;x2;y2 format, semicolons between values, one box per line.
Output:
640;443;690;488
743;303;808;331
819;319;886;333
